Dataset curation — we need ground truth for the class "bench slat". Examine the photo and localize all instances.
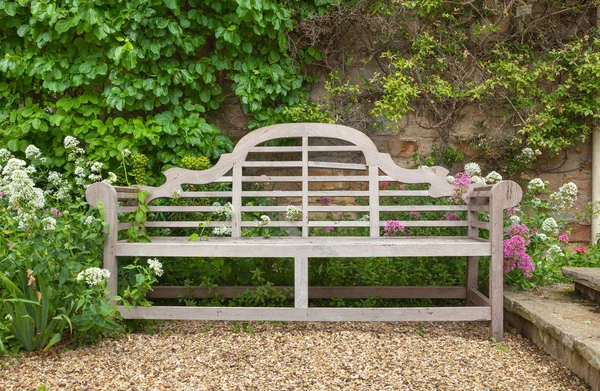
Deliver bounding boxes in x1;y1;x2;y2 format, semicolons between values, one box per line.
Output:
470;220;490;230
249;146;363;153
117;305;491;321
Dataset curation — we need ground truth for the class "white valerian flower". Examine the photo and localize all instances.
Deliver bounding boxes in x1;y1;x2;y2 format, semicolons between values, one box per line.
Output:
470;175;486;185
0;148;12;161
25;145;41;160
285;205;301;221
485;171;502;184
64;136;80;149
548;244;564;257
4;314;13;322
521;147;535;162
4;169;46;211
74;166;86;177
464;162;481;177
212;225;232;236
85;216;95;225
509;215;521;225
541;217;559;235
255;215;270;227
550;182;578;211
2;158;27;177
536;233;548;241
418;165;428;169
90;162;103;173
147;258;164;277
68;147;86;162
446;175;454;185
88;173;102;182
171;189;181;199
104;172;117;185
42;217;57;231
214;202;234;220
359;214;370;221
527;178;545;193
212;201;221;207
76;267;110;287
121;149;132;158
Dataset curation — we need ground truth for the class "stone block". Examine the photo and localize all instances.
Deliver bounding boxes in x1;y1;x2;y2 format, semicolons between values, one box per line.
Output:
389;139;417;157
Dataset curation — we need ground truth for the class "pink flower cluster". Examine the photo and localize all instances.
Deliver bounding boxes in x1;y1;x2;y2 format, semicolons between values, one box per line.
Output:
503;235;534;278
443;213;460;221
558;234;569;244
506;223;530;245
384;220;410;237
320;197;335;206
452;172;471;202
380;182;389;190
410;211;421;219
574;247;588;254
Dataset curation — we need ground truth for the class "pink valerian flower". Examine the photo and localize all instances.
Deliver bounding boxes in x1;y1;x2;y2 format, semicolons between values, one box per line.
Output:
452;172;471;202
396;182;406;190
532;228;539;234
384;220;411;237
558;234;569;244
325;227;334;232
503;235;534;278
409;211;421;219
443;213;460;221
505;208;517;217
320;197;335;206
506;223;531;246
0;191;3;197
380;182;389;190
50;208;63;217
574;247;588;254
7;242;12;247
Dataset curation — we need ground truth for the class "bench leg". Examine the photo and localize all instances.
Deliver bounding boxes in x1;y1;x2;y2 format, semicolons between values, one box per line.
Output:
465;256;479;305
295;256;308;309
104;249;118;303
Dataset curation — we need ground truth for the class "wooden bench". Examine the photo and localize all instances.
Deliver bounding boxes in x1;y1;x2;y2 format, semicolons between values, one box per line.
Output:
86;123;522;341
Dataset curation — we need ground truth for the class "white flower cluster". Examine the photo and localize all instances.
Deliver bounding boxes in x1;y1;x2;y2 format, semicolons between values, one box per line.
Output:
147;258;164;277
536;233;548;241
85;215;95;225
48;171;71;200
25;145;41;160
521;148;535;162
485;171;502;184
0;148;12;161
550;182;578;211
464;163;481;177
64;136;80;149
104;172;117;185
527;178;545;193
212;225;232;236
2;162;45;216
121;149;132;158
548;244;564;257
541;217;559;235
42;217;56;231
446;175;454;184
214;202;234;220
509;215;521;225
285;205;301;221
359;214;370;221
4;314;13;322
76;267;110;287
470;176;486;185
255;215;270;227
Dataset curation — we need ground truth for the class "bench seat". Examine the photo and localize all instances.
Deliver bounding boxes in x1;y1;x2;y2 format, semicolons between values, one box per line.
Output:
116;236;491;258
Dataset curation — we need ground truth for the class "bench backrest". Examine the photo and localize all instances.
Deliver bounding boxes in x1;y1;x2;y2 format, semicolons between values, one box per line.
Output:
109;123;479;238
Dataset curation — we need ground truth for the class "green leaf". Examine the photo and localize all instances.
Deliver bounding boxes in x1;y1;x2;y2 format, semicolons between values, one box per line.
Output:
55;19;71;34
163;0;178;10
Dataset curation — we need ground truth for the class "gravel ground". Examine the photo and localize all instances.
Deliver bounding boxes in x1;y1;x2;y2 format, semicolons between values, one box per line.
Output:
0;321;589;391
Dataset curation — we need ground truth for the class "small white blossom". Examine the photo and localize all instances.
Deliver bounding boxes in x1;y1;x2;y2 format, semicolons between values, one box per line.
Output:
521;147;535;162
255;215;270;227
549;244;564;257
0;148;12;161
77;267;110;287
527;178;545;193
446;175;454;185
212;201;221;207
171;189;181;199
74;166;86;177
359;214;370;221
536;233;548;241
418;165;428;169
4;314;13;322
85;216;95;225
485;171;502;184
541;217;559;235
25;145;41;160
42;217;57;231
121;149;132;158
64;136;80;149
147;258;164;277
2;158;26;177
470;175;486;185
214;202;234;220
90;162;103;173
104;172;117;185
509;215;521;225
550;182;578;211
212;225;232;236
285;205;301;221
88;173;102;182
464;162;482;177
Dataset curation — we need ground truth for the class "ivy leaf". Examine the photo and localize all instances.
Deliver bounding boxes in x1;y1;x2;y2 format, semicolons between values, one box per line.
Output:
163;0;178;11
55;19;71;34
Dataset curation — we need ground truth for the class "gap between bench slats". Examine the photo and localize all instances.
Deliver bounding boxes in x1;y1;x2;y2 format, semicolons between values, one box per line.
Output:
147;286;467;299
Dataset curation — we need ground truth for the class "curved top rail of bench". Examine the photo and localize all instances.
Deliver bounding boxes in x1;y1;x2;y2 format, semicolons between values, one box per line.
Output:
138;123;455;200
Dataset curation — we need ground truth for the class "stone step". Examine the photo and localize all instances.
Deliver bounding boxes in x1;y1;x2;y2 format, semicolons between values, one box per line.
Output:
563;267;600;302
504;284;600;391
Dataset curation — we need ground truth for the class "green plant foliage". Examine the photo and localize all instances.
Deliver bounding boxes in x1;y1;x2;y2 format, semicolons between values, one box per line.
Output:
0;0;342;177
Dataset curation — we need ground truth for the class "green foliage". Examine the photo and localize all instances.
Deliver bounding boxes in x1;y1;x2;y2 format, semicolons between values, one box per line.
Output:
131;154;149;186
0;0;342;178
181;156;211;171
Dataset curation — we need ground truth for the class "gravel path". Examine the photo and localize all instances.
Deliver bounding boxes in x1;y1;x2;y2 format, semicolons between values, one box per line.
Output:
0;321;589;390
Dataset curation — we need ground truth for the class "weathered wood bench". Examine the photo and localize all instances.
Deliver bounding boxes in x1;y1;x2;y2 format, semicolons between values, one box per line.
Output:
86;123;522;341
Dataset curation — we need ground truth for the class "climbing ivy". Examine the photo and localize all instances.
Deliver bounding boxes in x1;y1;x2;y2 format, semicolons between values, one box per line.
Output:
0;0;338;177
